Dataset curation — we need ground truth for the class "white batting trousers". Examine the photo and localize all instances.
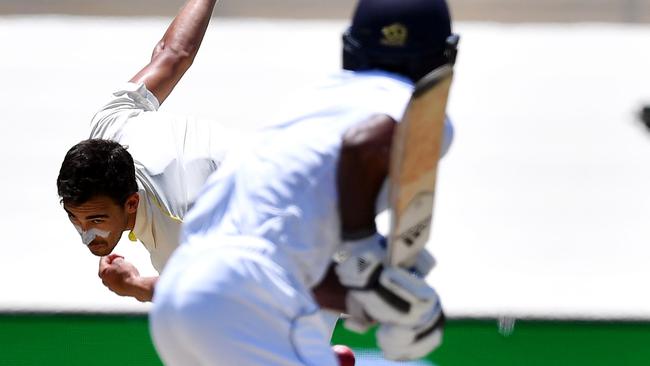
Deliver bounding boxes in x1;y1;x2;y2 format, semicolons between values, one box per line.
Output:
150;235;338;366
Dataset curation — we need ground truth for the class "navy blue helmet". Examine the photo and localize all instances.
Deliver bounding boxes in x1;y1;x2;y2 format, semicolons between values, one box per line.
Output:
343;0;459;82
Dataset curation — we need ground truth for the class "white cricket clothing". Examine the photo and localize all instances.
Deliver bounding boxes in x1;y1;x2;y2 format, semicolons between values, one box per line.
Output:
89;82;240;271
181;70;453;288
151;70;454;365
151;236;338;366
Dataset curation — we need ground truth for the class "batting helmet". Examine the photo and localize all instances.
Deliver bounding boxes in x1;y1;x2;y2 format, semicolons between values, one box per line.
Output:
342;0;459;82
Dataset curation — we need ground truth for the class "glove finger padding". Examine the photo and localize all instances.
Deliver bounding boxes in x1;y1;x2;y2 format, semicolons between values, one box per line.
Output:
335;234;440;328
335;234;385;289
342;294;375;333
349;266;440;327
377;310;445;361
335;234;436;282
410;249;436;278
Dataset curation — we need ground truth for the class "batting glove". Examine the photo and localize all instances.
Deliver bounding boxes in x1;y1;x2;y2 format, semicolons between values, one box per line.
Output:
377;307;445;361
334;233;439;332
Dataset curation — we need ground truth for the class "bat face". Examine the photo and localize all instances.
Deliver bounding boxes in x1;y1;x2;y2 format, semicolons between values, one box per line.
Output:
388;65;454;267
390;192;434;266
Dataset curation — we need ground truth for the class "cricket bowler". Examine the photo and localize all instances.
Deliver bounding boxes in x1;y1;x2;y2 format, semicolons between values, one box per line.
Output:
57;0;235;302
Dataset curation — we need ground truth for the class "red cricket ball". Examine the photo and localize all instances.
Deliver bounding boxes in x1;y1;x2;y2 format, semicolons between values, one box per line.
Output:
332;344;356;366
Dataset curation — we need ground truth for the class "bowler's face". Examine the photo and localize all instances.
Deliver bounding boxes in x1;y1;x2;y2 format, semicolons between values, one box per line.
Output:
63;195;129;256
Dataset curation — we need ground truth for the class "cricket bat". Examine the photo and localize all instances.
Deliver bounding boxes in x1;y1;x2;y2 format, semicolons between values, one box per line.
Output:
387;64;454;267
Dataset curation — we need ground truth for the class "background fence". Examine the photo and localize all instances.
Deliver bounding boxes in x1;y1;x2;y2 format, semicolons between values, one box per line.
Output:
2;0;650;22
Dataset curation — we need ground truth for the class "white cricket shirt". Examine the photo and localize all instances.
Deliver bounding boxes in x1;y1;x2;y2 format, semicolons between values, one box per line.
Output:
182;70;454;288
89;82;239;271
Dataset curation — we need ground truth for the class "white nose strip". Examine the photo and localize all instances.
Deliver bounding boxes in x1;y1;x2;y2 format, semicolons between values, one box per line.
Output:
74;225;111;246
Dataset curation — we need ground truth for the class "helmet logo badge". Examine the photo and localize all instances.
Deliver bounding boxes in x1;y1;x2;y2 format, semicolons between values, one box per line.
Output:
380;23;408;47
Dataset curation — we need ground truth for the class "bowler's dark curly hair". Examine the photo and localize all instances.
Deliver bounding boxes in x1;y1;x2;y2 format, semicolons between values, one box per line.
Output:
57;139;138;206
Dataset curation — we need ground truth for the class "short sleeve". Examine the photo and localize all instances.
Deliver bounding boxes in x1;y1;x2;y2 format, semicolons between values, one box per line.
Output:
89;82;161;141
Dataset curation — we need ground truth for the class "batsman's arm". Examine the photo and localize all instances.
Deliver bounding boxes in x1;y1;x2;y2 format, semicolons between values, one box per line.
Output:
337;114;397;237
311;114;397;310
129;0;219;104
311;114;399;312
312;265;348;312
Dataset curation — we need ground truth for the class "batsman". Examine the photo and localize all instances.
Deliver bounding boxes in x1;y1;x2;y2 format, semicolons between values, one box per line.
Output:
150;0;459;364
